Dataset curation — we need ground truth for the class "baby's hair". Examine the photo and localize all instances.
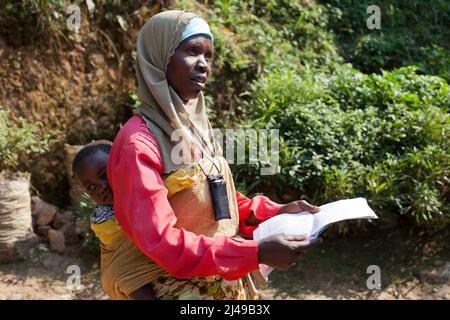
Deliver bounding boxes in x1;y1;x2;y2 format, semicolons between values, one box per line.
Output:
72;140;113;177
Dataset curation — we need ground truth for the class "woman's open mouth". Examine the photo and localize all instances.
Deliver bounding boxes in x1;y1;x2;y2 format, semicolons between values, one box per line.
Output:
191;75;207;90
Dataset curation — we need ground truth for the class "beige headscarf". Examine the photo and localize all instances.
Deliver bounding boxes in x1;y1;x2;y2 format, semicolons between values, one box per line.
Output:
136;10;221;174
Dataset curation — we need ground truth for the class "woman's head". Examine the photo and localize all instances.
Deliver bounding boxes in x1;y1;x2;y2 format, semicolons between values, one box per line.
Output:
166;16;214;102
72;140;113;206
166;35;213;103
135;11;221;169
136;11;214;103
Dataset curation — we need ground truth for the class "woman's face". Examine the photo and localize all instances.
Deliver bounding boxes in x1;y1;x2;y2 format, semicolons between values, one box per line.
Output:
166;35;213;103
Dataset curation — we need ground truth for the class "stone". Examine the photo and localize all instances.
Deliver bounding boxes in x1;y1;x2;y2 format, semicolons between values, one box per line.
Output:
59;223;80;245
0;242;19;263
32;196;57;226
52;211;79;244
48;229;65;254
36;225;51;237
52;210;75;229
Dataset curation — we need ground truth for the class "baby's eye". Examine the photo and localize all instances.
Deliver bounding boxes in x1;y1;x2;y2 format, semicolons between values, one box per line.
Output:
88;184;96;192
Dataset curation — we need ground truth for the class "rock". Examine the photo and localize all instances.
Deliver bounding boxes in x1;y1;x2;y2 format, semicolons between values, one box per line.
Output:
48;229;65;254
52;210;75;229
0;242;19;263
52;210;79;244
36;225;51;237
59;223;80;245
32;196;57;226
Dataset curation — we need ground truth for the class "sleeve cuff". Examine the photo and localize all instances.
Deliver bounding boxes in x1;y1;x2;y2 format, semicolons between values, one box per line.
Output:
243;239;259;270
252;196;284;221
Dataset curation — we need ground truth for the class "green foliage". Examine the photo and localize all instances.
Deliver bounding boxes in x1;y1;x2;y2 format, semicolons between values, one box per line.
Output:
129;93;141;114
176;0;342;126
0;0;68;43
418;45;450;83
2;0;449;229
322;0;450;74
238;65;449;225
73;193;100;252
73;193;96;220
0;107;56;171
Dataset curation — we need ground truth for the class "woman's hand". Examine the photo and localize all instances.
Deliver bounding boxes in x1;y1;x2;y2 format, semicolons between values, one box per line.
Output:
277;200;320;215
257;233;321;270
246;200;320;226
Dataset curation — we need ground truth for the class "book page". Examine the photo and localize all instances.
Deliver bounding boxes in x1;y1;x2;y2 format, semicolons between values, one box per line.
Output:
253;212;314;241
252;197;378;279
310;198;378;239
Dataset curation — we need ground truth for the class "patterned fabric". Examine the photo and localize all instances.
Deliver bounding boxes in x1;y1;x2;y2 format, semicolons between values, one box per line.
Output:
152;275;259;300
91;205;115;224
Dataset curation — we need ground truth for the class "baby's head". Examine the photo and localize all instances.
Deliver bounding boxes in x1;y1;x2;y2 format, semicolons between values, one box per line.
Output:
72;140;113;206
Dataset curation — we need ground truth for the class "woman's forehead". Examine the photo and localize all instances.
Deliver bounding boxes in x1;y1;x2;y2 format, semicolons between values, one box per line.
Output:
178;35;213;49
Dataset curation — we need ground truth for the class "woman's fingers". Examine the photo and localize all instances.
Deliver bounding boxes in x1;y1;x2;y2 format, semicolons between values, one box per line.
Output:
258;233;322;270
291;237;322;253
282;233;308;242
282;233;310;252
282;233;322;253
277;200;320;214
296;200;320;214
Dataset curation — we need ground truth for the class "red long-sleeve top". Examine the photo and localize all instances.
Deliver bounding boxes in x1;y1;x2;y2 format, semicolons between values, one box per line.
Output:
107;115;283;280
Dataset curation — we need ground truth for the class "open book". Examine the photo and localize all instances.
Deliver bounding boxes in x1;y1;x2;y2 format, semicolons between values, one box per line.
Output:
253;197;378;278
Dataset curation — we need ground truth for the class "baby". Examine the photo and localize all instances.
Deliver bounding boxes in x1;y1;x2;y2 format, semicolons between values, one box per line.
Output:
72;140;157;300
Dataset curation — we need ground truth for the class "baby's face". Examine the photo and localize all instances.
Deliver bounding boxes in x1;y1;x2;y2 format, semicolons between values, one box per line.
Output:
75;150;113;205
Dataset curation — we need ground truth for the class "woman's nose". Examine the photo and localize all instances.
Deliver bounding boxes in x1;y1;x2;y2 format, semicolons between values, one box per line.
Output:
196;55;209;73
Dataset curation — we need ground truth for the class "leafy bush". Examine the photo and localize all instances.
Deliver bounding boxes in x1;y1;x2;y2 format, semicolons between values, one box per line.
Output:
176;0;342;126
0;107;56;171
418;45;450;83
73;193;100;252
237;65;449;224
0;0;67;44
322;0;450;74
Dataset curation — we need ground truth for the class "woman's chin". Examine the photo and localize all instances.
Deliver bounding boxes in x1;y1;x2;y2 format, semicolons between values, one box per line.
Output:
182;91;202;103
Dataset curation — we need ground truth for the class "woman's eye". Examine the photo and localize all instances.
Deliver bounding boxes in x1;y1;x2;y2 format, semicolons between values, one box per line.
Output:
188;47;199;55
88;185;96;192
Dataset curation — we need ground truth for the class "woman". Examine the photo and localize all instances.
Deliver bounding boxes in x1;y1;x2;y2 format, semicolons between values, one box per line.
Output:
106;10;320;299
